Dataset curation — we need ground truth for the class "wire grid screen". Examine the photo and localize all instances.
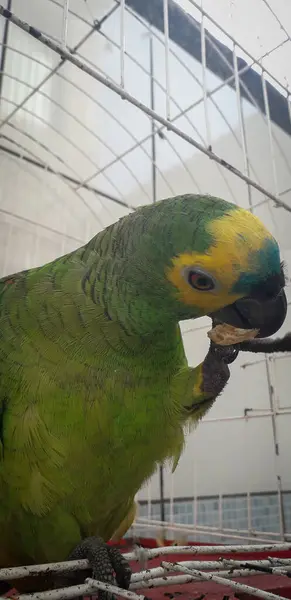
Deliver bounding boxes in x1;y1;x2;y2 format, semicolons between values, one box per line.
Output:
0;0;291;548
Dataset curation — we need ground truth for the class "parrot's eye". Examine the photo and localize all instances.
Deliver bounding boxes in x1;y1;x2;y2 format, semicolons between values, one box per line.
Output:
188;270;215;291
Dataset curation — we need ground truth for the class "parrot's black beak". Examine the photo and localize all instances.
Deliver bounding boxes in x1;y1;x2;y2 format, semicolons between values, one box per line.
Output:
211;281;287;339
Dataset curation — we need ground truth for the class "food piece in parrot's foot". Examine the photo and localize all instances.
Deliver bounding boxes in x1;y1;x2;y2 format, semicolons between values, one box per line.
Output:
62;537;131;600
208;322;259;346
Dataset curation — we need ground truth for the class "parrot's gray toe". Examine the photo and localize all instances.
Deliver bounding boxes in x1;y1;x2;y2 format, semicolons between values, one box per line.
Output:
107;546;132;589
67;536;131;600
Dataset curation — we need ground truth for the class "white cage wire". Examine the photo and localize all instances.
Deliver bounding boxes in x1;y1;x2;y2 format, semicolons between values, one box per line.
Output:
0;0;291;589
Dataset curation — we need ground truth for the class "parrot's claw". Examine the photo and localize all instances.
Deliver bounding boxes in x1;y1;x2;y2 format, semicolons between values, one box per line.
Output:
66;536;131;600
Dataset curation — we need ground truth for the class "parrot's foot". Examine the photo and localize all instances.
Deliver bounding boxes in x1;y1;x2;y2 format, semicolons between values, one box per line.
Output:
208;341;239;365
202;340;239;398
58;536;131;600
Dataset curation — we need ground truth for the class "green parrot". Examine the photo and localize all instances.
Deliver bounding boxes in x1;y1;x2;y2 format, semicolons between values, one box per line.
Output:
0;194;287;594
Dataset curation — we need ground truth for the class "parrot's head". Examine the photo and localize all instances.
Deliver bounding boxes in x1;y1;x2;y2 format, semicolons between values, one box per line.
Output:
104;194;287;337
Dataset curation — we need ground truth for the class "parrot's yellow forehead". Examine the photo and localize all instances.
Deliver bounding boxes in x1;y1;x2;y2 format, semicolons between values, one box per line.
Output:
166;208;277;313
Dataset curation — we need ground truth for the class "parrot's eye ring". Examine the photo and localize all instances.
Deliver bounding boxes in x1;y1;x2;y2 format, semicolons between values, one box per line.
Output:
187;269;215;292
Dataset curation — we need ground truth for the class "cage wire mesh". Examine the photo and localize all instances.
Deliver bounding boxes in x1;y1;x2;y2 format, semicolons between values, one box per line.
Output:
0;0;291;598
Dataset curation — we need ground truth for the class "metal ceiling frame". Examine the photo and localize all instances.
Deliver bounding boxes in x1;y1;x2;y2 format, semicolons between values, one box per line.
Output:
126;0;291;137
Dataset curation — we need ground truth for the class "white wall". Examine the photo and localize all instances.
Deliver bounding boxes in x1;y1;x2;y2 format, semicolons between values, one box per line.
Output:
0;0;291;508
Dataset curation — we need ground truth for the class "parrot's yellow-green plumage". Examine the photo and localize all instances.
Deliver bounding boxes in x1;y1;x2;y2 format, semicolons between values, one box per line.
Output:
0;194;286;578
